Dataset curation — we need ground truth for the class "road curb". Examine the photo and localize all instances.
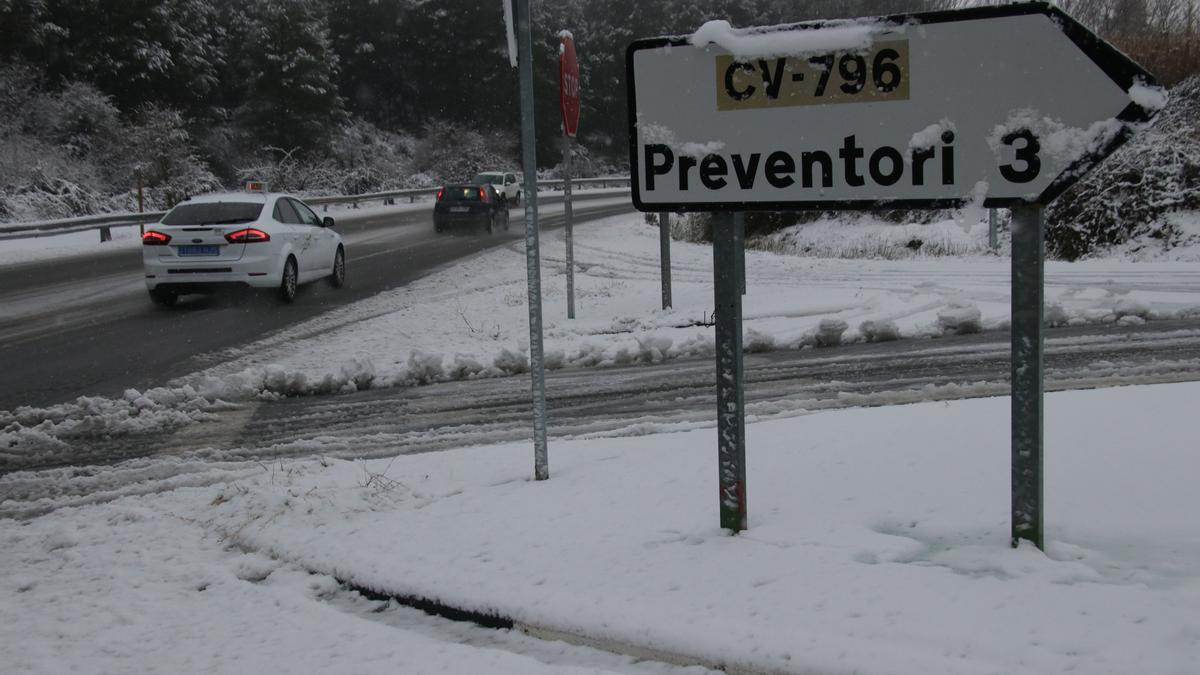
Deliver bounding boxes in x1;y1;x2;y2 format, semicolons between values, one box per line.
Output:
339;577;788;675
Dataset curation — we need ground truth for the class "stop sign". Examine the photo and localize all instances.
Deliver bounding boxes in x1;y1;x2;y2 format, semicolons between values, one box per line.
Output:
559;33;580;138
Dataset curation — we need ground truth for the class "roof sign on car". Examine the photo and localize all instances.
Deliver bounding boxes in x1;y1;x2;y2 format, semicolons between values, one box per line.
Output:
245;181;268;193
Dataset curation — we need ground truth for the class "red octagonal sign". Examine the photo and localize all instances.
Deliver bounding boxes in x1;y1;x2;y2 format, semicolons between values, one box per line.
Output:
559;33;580;138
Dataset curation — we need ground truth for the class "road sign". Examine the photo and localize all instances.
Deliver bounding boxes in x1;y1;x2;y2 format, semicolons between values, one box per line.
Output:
560;31;580;319
626;3;1159;211
560;33;581;138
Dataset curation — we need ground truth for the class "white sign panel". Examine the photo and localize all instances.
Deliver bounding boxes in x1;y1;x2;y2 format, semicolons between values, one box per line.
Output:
626;4;1160;211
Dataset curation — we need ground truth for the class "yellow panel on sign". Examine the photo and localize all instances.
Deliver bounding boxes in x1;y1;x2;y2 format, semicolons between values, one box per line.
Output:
715;40;910;111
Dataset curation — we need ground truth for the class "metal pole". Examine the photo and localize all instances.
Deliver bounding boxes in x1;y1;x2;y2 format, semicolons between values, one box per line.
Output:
733;212;746;295
713;212;747;532
659;212;672;309
515;0;548;481
137;167;145;236
989;208;999;252
564;135;575;319
1010;203;1044;550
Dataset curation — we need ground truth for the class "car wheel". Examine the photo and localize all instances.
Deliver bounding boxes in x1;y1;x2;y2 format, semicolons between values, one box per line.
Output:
148;288;177;308
485;213;495;235
280;256;298;303
503;209;510;231
514;192;521;207
328;246;346;288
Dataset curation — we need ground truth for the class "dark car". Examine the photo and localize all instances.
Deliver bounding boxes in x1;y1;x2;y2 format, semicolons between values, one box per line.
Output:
433;184;510;234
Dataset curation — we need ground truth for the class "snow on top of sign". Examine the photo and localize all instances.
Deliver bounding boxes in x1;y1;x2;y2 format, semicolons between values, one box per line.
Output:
689;18;886;59
908;119;957;153
988;109;1125;167
1128;79;1168;112
639;120;725;158
503;0;517;68
558;30;573;54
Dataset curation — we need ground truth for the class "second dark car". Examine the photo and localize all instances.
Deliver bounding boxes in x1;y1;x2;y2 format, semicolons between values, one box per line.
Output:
433;184;510;234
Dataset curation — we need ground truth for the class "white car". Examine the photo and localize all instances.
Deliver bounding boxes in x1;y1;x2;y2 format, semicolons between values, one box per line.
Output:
141;187;345;306
471;171;521;205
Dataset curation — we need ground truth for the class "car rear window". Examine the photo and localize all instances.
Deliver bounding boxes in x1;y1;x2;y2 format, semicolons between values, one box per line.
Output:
162;202;263;226
442;186;483;202
472;174;501;185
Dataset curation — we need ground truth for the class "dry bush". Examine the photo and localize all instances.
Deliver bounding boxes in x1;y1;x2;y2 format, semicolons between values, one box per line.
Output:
1111;32;1200;86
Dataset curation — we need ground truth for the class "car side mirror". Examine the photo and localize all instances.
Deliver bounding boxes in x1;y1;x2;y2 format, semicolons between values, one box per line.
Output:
322;216;336;228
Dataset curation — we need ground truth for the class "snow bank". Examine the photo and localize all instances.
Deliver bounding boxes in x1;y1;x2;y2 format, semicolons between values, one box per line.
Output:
937;302;982;335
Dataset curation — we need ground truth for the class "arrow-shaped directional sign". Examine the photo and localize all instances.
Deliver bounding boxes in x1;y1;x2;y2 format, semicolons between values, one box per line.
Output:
626;2;1161;211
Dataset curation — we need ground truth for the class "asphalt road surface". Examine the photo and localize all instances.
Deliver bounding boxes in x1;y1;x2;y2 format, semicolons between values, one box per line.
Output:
3;316;1198;483
0;193;633;410
119;317;1200;461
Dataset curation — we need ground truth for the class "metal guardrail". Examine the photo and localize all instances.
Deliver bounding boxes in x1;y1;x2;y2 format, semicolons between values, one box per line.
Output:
0;176;631;242
0;211;166;241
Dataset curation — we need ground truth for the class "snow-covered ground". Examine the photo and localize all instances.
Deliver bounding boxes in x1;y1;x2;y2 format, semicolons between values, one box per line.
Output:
3;382;1197;674
0;224;144;266
3;205;1199;673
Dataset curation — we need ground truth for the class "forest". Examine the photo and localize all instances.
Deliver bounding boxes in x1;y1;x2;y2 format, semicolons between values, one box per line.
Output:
0;0;1196;222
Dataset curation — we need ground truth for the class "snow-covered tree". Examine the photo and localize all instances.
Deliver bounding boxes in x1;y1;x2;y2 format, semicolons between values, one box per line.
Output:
230;0;346;156
3;0;225;114
123;105;220;208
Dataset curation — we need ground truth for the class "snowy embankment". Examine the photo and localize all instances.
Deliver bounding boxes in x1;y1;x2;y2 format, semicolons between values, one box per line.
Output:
3;383;1197;674
152;212;1200;398
4;211;1200;466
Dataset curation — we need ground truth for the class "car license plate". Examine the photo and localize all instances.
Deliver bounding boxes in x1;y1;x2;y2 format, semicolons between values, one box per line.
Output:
177;245;220;256
450;206;470;213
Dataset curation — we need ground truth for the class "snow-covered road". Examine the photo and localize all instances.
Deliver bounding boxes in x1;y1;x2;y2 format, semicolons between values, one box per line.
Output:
3;317;1199;518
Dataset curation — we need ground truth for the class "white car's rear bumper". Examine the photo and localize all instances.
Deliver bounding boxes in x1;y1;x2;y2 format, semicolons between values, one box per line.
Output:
143;251;282;291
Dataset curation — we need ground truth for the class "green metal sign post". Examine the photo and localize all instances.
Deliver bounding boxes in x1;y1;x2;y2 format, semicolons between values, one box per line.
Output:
713;212;747;531
659;213;672;310
514;0;548;481
1010;204;1045;549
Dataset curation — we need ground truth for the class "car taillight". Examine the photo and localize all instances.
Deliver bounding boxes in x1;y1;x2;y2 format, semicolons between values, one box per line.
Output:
142;230;171;246
478;187;486;201
436;189;444;201
225;228;270;243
